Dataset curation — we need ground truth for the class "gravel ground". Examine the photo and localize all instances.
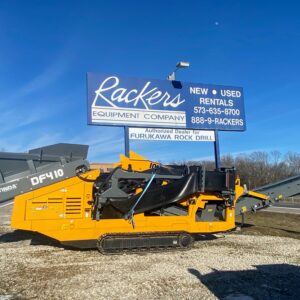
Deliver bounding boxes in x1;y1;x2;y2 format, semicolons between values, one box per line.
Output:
0;227;299;300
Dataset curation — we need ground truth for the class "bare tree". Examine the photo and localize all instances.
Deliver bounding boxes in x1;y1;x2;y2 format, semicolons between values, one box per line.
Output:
185;150;300;189
285;152;300;175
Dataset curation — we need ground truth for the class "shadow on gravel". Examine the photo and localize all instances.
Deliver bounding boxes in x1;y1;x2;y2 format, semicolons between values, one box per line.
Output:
0;230;95;251
193;234;218;242
188;264;300;300
236;222;300;235
235;223;254;228
0;230;60;246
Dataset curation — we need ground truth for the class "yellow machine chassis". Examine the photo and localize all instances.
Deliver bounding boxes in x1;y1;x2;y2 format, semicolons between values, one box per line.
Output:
10;152;268;247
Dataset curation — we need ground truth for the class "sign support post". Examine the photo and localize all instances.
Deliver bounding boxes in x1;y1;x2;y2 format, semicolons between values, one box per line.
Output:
124;126;130;157
214;130;221;170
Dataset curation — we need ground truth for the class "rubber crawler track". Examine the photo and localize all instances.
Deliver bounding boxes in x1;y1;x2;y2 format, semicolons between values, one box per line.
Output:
97;231;194;255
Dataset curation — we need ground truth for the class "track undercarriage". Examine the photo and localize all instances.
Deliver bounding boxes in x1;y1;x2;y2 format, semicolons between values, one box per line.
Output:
97;232;194;254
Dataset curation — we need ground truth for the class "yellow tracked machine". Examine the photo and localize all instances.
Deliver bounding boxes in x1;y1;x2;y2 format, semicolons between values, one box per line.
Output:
0;143;276;253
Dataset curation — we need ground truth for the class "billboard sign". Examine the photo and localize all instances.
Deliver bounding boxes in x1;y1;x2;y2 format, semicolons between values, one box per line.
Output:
87;73;246;131
129;128;215;142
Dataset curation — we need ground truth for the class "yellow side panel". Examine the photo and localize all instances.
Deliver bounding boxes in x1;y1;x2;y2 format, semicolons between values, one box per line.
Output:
12;170;99;231
26;197;64;220
25;182;86;220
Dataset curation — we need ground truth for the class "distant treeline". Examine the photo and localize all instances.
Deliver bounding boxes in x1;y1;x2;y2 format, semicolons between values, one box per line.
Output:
184;151;300;189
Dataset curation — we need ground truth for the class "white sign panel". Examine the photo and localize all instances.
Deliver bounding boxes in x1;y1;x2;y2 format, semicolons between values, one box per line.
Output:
92;107;185;127
129;128;215;142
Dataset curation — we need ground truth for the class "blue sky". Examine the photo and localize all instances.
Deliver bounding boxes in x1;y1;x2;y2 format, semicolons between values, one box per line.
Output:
0;0;299;163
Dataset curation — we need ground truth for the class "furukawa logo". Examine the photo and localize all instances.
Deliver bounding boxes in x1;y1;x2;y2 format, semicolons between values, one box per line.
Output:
0;183;17;193
92;76;186;110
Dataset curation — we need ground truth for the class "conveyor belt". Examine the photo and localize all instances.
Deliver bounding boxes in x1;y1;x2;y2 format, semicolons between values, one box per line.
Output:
0;143;89;203
235;174;300;215
254;174;300;199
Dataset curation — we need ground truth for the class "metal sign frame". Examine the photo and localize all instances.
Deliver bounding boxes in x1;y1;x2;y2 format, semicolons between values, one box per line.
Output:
87;73;246;131
87;73;246;170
